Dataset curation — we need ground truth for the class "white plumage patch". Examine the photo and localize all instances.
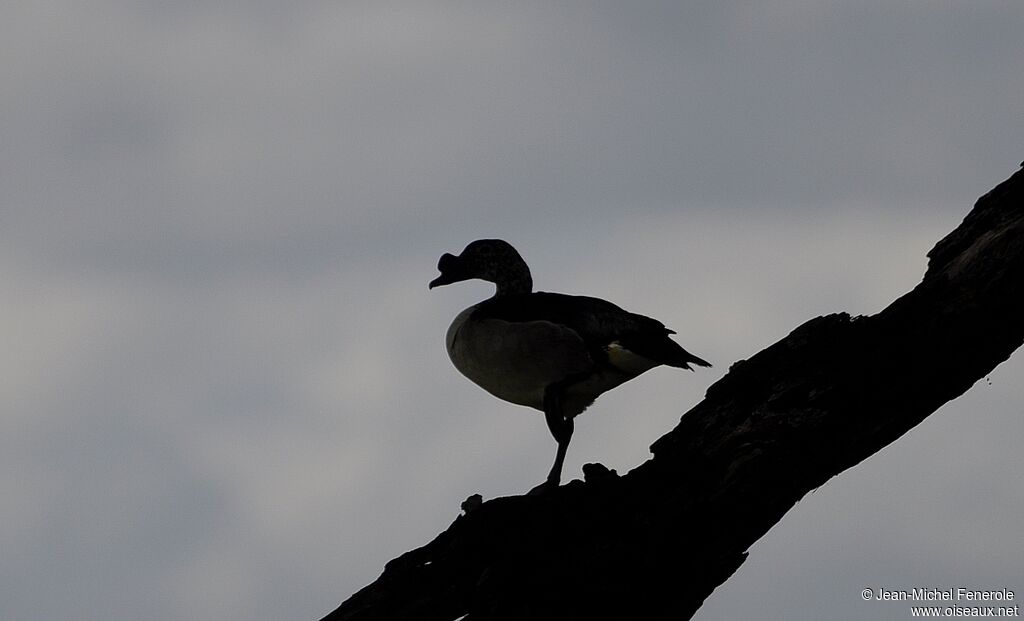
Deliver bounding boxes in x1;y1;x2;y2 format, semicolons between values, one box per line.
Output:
605;341;659;375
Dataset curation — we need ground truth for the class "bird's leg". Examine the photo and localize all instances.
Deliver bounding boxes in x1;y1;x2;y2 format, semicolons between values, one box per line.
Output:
546;417;573;485
543;386;574;486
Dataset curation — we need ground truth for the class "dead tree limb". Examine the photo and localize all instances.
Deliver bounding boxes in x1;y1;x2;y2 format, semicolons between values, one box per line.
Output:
323;164;1024;621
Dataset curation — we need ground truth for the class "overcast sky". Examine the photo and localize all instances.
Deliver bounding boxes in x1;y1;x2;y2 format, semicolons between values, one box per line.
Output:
2;2;1022;620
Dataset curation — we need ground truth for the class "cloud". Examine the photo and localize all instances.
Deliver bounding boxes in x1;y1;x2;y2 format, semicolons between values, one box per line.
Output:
1;2;1020;620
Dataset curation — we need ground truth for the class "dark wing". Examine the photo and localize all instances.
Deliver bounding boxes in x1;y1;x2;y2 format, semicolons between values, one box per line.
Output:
471;292;710;370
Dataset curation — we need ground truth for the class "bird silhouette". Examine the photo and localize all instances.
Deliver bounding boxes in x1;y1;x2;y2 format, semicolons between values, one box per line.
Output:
430;239;710;490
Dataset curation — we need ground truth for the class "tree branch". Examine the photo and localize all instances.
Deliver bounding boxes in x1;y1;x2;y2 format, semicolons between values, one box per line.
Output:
323;165;1024;621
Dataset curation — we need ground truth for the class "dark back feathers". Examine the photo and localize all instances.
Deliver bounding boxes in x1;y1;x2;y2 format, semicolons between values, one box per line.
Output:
471;292;710;369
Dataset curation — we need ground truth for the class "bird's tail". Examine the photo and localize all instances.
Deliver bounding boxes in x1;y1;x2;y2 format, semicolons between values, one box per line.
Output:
674;348;712;370
619;331;711;371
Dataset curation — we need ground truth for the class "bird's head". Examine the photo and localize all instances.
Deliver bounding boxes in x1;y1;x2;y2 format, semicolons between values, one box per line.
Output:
429;239;532;295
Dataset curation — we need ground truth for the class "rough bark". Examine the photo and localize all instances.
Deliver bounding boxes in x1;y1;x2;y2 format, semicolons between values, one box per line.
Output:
323;165;1024;621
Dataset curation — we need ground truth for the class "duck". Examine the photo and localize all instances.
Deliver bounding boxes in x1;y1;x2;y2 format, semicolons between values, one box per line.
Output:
429;239;710;489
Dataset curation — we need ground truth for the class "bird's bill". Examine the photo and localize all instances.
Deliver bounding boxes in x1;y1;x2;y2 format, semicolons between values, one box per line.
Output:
428;273;458;288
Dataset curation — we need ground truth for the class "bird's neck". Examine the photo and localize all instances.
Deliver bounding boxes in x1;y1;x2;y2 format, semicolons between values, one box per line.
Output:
493;266;533;297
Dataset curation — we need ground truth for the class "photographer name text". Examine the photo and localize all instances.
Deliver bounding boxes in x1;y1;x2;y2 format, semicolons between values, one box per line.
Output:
870;588;1015;602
